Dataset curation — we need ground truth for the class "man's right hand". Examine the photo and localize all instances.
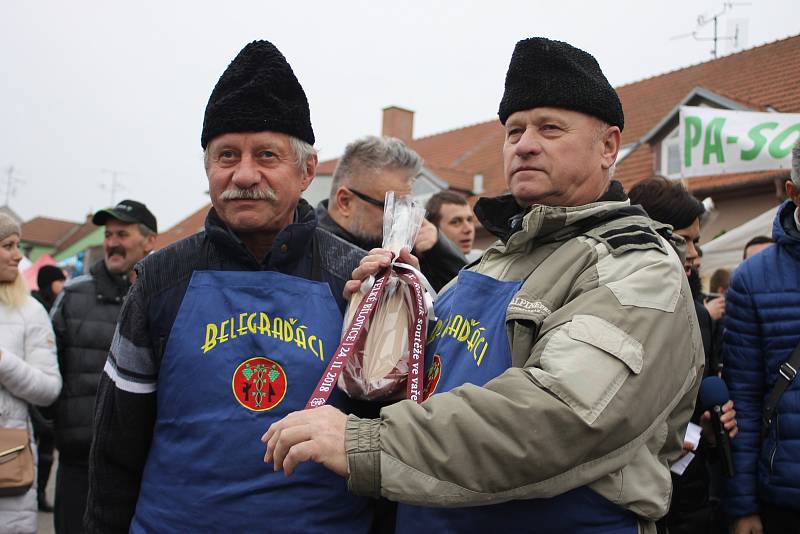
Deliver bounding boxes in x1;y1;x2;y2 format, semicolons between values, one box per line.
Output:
414;219;438;254
733;514;763;534
343;247;420;299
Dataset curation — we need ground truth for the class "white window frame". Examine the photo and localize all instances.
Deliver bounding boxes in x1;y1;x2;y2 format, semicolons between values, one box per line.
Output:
660;127;682;178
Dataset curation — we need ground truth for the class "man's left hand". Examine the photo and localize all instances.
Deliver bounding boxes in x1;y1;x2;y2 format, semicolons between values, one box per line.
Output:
700;399;738;446
262;405;349;477
704;295;726;321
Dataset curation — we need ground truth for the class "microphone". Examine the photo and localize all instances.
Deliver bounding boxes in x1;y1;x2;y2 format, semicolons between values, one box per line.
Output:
698;376;735;477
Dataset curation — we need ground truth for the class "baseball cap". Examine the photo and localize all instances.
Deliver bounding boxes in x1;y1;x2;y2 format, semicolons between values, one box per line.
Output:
92;199;158;233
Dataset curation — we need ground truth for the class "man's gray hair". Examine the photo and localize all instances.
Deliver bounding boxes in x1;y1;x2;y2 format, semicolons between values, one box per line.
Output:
792;139;800;187
289;137;317;178
138;223;156;238
202;135;317;177
331;136;422;193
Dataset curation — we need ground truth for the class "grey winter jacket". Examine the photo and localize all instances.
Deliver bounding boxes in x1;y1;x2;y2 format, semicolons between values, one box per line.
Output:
345;195;704;532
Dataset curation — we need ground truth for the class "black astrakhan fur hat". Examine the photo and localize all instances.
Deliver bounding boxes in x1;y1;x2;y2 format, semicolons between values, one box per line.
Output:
499;37;624;131
201;40;314;148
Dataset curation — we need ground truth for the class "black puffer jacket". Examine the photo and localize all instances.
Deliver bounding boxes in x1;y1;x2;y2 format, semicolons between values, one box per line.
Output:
51;259;131;464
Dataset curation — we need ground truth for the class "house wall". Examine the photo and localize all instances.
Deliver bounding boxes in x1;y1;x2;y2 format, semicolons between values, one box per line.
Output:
54;227;104;262
21;243;54;261
700;187;782;245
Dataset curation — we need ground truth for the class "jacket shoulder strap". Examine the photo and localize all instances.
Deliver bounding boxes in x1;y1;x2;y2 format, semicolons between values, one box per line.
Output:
761;340;800;439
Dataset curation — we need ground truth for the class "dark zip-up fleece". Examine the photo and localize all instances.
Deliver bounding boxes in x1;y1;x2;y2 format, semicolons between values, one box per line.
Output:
85;200;365;533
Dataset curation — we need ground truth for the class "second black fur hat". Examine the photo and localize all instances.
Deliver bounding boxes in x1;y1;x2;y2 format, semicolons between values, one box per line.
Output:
498;38;624;131
201;40;315;148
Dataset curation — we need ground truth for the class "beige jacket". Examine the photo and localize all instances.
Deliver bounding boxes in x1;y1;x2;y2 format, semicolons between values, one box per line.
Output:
345;197;704;531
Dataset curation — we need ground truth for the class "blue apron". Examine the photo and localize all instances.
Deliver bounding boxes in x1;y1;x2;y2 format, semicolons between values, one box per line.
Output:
396;270;638;534
132;271;372;534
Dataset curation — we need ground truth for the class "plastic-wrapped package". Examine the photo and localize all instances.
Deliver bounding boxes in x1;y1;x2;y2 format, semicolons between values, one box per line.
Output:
337;192;431;402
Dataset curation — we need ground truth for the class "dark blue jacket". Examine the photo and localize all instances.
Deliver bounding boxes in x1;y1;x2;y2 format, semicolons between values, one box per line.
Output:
86;201;366;533
723;199;800;517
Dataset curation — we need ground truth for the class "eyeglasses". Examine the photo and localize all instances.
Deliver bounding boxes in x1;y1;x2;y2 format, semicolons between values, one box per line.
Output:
347;188;385;208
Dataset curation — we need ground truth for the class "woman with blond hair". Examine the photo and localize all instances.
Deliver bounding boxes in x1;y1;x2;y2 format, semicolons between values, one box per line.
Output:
0;213;61;533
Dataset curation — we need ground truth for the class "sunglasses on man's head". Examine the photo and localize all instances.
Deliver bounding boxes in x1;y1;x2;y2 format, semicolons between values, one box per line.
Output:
347;188;385;208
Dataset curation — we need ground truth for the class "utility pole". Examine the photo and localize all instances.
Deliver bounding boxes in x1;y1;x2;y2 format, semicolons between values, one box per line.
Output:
2;166;25;206
100;169;126;204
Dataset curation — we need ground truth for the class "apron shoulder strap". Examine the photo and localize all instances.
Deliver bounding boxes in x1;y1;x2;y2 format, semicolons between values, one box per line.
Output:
312;227;368;283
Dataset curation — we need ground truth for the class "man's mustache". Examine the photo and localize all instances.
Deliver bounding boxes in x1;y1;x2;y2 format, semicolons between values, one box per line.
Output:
107;246;126;258
220;187;277;201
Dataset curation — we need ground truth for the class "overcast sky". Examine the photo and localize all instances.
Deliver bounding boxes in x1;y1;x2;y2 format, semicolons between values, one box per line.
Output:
2;0;798;230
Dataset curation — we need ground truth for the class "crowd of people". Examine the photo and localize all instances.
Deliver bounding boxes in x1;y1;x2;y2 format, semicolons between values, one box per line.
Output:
0;36;797;534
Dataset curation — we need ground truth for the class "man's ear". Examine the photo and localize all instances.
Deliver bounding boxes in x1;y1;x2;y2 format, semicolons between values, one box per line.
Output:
600;126;622;170
786;180;800;206
300;154;318;192
144;234;157;254
334;187;354;217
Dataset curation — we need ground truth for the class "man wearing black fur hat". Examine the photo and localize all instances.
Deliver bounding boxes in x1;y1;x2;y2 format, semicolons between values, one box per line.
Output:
265;38;705;534
85;41;372;533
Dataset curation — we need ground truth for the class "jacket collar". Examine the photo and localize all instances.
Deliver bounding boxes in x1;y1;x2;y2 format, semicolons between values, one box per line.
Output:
475;180;636;247
315;200;382;251
205;198;317;270
90;260;131;304
774;199;800;260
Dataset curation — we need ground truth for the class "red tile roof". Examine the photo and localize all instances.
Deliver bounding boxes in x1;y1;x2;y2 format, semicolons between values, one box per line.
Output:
615;34;800;189
21;216;81;247
154;204;209;250
53;218;100;254
318;34;800;199
686;169;787;194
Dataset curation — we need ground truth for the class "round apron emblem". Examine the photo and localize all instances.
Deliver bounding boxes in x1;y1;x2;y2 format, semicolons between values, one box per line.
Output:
232;357;287;411
423;354;442;401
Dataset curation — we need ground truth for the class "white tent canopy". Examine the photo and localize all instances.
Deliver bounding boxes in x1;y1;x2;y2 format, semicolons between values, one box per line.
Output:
701;206;778;275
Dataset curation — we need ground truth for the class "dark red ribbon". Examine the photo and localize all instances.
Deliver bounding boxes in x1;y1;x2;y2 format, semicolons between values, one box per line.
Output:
304;264;427;409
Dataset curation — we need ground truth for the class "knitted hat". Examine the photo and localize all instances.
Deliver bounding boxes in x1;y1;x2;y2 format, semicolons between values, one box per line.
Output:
201;40;314;149
0;213;21;242
37;265;66;290
498;38;624;130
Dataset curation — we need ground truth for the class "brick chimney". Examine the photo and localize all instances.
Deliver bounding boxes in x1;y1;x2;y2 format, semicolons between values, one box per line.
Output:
381;106;414;144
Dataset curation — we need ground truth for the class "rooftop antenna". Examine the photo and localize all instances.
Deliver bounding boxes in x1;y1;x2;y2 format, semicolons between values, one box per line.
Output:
671;2;751;58
2;166;26;206
99;169;127;205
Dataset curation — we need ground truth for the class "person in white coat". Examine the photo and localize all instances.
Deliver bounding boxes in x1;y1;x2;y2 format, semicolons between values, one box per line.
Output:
0;213;62;534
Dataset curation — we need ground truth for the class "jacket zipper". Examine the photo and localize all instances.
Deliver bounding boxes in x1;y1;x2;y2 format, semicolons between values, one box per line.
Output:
769;414;779;474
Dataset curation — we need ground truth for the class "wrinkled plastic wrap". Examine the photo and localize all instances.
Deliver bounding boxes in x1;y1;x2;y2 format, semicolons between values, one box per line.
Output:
338;192;426;401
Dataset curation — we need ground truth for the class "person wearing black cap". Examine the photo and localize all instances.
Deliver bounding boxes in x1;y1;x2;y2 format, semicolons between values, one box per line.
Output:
264;38;704;534
85;41;372;534
49;199;156;534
